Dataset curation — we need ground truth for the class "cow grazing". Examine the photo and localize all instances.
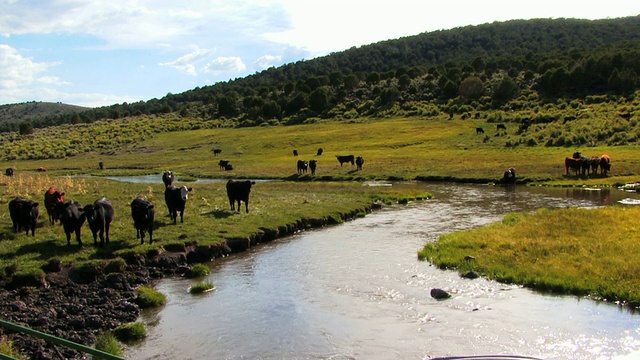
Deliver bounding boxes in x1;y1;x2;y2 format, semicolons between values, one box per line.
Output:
44;187;65;225
131;196;154;244
162;170;175;187
5;168;14;176
82;197;114;247
57;201;86;246
226;179;255;213
293;149;298;156
213;148;222;156
225;163;234;171
356;156;364;170
600;154;611;175
336;154;355;166
165;185;192;224
8;197;39;236
317;148;323;156
218;160;230;170
476;127;484;134
297;160;308;174
565;157;587;176
309;160;317;175
496;123;507;131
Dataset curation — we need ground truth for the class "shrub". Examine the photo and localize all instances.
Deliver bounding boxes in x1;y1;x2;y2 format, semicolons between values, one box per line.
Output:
94;332;123;359
0;336;26;359
189;282;215;294
113;322;147;343
135;286;166;308
185;263;211;278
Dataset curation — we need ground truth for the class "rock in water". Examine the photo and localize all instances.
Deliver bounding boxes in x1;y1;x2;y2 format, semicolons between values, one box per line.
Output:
430;288;451;300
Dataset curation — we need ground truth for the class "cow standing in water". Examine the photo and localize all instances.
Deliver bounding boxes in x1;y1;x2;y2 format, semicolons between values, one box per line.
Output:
502;167;516;185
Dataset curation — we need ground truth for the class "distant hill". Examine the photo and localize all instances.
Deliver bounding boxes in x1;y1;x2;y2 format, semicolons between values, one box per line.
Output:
0;101;87;132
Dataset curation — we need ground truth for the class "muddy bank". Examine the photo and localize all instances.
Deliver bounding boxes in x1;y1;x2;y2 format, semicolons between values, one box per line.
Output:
0;207;370;359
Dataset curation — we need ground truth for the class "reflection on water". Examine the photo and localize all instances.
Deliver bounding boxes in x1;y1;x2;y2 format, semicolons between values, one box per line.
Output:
125;183;640;360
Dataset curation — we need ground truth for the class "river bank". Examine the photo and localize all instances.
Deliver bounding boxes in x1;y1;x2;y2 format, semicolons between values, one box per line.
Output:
0;205;373;359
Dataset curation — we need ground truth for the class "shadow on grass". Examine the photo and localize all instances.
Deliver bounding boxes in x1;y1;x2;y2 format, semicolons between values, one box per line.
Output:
202;209;235;219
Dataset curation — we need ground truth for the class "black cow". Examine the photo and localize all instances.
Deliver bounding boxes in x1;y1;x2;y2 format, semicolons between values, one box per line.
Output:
497;123;507;131
213;148;222;156
8;197;39;236
309;160;317;175
225;163;234;171
218;160;230;170
44;187;65;225
5;168;14;176
57;201;86;246
502;167;516;185
297;160;308;174
165;185;192;224
99;162;104;170
336;154;355;166
82;197;114;247
476;127;484;134
162;170;175;187
317;148;323;156
355;156;364;170
131;196;154;244
293;149;298;156
226;179;255;213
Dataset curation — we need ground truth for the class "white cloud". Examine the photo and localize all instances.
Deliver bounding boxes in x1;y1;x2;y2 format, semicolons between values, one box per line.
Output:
254;55;282;70
159;46;216;75
0;44;55;89
202;57;246;74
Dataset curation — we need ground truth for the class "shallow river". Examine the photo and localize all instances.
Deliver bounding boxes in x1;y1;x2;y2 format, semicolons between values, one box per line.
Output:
125;183;640;360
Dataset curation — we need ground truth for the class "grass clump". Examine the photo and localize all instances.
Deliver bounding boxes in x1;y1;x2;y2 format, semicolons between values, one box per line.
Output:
113;322;147;343
419;205;640;305
135;286;166;308
0;336;26;360
93;332;124;359
185;263;211;278
189;282;215;294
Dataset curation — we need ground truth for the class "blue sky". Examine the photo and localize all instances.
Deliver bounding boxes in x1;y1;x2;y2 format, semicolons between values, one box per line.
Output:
1;1;638;108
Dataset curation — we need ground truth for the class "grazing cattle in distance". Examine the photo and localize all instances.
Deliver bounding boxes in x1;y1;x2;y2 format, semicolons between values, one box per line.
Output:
317;148;323;156
336;154;355;166
213;148;222;156
44;187;65;225
476;127;484;134
600;154;611;175
37;167;47;172
226;179;255;213
99;162;104;170
82;197;114;247
162;170;175;187
496;123;507;131
293;149;298;156
297;160;308;174
565;157;587;176
225;163;234;171
590;156;600;174
5;168;14;176
131;196;154;244
356;156;364;171
165;185;192;224
218;160;230;170
57;201;86;246
8;197;39;236
502;167;516;185
309;160;317;175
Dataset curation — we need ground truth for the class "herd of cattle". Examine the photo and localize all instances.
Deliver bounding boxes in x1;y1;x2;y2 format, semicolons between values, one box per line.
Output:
7;171;255;246
564;152;611;176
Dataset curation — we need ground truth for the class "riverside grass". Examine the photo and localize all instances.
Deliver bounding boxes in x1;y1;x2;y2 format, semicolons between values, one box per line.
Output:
418;206;640;304
0;174;429;277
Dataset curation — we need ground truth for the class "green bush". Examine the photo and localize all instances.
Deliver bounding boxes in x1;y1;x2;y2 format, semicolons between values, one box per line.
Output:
94;332;123;359
135;286;166;308
185;263;211;278
113;322;147;343
189;282;215;294
0;336;26;359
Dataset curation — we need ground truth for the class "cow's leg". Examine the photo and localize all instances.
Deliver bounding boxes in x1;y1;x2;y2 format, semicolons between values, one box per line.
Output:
66;231;72;246
148;227;153;244
105;223;110;244
140;230;145;244
76;229;82;247
99;229;105;247
180;210;184;223
245;200;249;213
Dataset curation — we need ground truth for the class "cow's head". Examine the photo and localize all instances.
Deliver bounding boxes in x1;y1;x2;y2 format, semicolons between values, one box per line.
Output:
180;186;193;200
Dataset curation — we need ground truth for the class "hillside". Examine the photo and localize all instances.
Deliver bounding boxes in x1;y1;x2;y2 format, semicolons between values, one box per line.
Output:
0;101;87;132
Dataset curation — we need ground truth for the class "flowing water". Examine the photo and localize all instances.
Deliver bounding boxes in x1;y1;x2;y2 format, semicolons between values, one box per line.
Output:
125;183;640;360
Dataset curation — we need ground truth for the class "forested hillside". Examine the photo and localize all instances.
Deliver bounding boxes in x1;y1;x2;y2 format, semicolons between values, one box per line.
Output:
2;17;640;142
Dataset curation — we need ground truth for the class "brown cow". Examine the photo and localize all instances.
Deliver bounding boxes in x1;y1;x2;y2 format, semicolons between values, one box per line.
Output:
44;187;65;225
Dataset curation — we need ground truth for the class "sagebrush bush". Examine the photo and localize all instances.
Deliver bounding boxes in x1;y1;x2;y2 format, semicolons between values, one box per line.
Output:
185;264;211;278
135;286;166;308
113;322;146;343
